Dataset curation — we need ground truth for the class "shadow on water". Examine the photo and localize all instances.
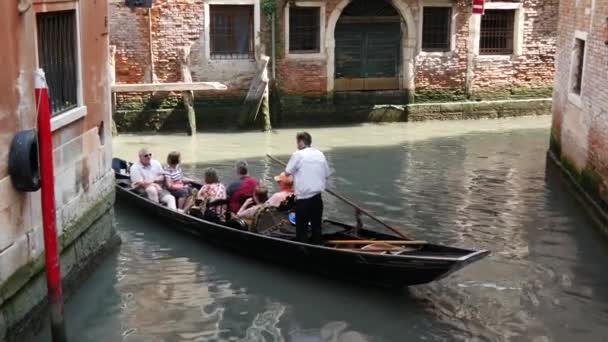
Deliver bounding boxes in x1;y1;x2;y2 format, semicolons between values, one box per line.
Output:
35;126;608;342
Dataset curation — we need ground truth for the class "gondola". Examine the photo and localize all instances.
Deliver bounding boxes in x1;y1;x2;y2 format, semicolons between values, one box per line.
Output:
112;158;489;288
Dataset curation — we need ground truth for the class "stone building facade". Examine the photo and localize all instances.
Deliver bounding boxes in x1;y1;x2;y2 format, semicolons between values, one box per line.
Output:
550;0;608;230
0;0;117;339
110;0;558;130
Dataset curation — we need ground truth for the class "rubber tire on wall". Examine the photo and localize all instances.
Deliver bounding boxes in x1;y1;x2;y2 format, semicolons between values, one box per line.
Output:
8;129;41;192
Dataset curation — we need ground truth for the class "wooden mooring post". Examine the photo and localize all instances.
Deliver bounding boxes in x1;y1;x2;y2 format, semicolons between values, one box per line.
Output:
179;45;196;136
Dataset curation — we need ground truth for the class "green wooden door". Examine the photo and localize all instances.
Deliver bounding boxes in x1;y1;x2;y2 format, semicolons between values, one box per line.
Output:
335;22;401;90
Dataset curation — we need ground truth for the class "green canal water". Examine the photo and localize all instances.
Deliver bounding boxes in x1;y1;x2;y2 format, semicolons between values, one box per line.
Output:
35;117;608;341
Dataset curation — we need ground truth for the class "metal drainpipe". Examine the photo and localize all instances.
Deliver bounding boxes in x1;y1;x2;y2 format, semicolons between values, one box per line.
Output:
271;11;276;80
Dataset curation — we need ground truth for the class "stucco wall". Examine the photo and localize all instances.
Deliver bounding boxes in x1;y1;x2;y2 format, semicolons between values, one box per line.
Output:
0;0;116;337
551;0;608;208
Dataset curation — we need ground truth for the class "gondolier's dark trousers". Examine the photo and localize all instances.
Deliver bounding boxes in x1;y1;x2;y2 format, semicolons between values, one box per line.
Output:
295;193;323;244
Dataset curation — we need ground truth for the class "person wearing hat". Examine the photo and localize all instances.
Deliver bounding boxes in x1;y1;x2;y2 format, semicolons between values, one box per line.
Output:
266;172;294;207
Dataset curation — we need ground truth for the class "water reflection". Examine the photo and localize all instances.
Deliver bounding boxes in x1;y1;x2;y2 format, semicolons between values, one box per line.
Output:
34;118;608;342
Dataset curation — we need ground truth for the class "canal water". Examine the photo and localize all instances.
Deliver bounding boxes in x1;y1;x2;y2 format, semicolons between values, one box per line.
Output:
35;117;608;342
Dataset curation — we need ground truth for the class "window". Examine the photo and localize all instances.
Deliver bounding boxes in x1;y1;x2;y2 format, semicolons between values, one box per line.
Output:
422;7;452;52
289;7;321;53
571;38;586;95
36;10;78;116
210;5;254;59
479;10;515;55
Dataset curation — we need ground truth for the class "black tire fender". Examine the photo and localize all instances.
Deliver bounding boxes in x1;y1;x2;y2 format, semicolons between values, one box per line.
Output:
8;129;41;192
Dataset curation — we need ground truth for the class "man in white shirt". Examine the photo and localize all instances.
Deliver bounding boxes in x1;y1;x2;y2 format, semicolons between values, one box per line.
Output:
285;132;331;244
130;148;177;210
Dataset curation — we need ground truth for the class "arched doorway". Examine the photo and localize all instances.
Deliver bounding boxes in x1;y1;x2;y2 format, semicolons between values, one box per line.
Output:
334;0;402;91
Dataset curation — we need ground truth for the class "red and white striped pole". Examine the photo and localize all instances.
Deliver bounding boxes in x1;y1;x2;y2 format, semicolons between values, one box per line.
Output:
35;69;67;342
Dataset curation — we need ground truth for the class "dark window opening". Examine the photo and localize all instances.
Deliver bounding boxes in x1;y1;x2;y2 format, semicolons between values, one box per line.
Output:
422;7;452;52
36;10;78;116
210;5;254;60
289;7;321;53
572;38;586;95
479;10;515;55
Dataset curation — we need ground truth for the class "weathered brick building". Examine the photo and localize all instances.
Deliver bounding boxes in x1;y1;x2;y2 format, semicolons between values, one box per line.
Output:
550;0;608;230
0;0;117;339
110;0;558;130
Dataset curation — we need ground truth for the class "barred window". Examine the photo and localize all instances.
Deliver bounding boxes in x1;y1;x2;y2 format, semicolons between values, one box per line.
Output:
571;38;586;95
422;7;452;52
480;10;515;55
210;5;254;59
36;10;78;116
289;7;321;53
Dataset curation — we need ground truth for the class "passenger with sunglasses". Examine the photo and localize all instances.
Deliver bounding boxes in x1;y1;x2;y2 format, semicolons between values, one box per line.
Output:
130;147;177;210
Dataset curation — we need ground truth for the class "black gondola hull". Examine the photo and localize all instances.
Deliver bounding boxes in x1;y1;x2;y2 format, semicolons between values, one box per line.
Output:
115;176;489;288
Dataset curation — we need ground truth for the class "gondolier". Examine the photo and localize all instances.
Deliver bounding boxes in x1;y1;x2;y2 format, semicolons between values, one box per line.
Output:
285;132;331;244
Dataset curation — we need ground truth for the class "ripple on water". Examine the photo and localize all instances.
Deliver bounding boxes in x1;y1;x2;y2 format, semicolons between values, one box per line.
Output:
34;120;608;342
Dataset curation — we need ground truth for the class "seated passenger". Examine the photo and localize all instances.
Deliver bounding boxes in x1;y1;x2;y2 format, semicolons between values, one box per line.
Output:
197;167;227;221
130;148;177;210
235;184;269;220
226;160;257;213
164;151;192;211
266;172;294;208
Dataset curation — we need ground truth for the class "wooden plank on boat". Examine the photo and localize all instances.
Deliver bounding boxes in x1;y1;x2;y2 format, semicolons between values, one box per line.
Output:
327;240;427;245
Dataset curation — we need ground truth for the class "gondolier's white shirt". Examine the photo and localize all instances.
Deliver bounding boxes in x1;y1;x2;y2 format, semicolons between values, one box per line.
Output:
130;160;164;185
285;146;331;200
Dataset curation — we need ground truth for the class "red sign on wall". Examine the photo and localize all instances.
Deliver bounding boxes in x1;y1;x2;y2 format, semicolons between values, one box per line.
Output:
472;0;485;14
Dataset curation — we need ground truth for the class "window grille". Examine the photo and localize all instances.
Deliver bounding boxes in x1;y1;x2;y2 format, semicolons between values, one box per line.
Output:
479;10;515;55
421;7;452;52
210;5;254;60
289;7;321;53
36;10;78;116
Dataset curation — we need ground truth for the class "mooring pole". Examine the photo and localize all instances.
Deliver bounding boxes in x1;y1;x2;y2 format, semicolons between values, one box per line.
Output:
35;69;67;342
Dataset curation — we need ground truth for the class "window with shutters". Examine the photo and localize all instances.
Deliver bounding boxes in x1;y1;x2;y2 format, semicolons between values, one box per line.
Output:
479;10;515;55
289;7;321;53
210;5;254;59
36;10;79;116
421;7;452;52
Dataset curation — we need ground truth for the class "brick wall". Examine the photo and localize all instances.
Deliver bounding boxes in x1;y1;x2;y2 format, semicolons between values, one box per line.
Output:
109;0;559;126
110;0;256;91
415;0;469;98
471;0;558;98
110;2;151;84
551;0;608;206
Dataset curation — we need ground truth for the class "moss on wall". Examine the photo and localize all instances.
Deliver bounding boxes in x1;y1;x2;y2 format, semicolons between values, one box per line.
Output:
414;89;468;103
471;86;554;101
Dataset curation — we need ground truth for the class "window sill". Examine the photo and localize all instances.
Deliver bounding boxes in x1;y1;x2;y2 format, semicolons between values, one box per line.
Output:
285;52;326;60
568;93;583;108
51;106;86;132
476;54;517;61
208;58;255;64
419;51;454;58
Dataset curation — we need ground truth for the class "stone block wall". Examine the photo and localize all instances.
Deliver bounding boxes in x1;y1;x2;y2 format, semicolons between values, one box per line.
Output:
550;0;608;222
0;0;117;338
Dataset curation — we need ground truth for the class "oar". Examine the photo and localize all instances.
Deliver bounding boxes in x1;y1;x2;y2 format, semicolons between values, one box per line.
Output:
266;154;414;240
